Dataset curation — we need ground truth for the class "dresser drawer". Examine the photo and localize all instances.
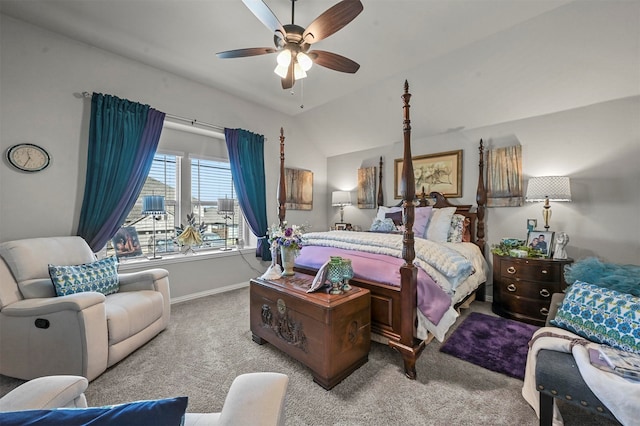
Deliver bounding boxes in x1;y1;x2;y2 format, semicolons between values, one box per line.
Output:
500;260;561;282
498;278;561;300
500;296;553;322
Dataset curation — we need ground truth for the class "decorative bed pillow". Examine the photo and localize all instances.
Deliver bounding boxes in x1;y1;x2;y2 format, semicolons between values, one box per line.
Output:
370;218;397;233
49;256;119;297
0;397;188;426
375;206;402;221
385;211;403;226
414;206;433;239
425;207;456;242
550;281;640;354
447;214;468;243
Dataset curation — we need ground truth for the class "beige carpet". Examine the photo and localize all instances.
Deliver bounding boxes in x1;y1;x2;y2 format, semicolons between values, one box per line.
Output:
0;286;618;425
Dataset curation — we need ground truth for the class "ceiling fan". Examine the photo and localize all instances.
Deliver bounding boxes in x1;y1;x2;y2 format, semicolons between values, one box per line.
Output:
216;0;363;90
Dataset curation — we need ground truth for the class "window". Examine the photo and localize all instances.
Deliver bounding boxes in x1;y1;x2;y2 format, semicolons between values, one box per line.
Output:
116;154;179;256
110;125;248;258
190;157;244;250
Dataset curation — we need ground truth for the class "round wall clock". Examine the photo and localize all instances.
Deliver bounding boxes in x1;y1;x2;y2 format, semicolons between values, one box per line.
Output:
6;143;51;172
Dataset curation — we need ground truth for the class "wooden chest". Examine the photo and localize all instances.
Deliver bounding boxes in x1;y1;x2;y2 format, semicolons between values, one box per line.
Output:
250;273;371;389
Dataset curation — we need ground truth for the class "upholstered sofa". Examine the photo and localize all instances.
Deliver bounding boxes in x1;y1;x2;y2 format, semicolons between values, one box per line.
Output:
0;236;170;381
0;373;289;425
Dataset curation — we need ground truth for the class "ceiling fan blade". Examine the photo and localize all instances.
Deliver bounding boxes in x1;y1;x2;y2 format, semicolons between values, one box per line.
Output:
302;0;363;44
308;50;360;73
216;47;277;59
242;0;286;40
281;61;295;90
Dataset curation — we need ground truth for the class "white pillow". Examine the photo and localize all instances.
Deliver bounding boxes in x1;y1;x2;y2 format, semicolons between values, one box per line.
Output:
375;206;402;221
425;207;456;242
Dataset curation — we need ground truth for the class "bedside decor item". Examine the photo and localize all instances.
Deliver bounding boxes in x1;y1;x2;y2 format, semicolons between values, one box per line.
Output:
525;176;572;230
394;149;462;199
332;191;352;223
6;143;51;172
217;197;235;251
527;219;537;233
552;232;569;259
142;195;166;260
341;258;354;291
327;256;344;294
526;230;554;258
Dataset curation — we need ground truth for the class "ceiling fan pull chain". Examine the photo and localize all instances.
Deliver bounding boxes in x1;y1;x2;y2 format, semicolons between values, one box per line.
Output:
300;79;304;109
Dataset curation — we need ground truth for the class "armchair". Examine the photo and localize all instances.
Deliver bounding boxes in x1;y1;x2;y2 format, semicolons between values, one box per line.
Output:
0;236;170;381
0;373;289;426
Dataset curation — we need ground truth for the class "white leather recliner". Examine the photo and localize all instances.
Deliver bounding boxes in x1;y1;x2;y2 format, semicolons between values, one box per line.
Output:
0;373;289;426
0;236;170;381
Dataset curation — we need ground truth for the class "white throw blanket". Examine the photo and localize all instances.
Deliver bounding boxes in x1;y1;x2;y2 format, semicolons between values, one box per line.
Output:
522;326;640;425
302;231;474;291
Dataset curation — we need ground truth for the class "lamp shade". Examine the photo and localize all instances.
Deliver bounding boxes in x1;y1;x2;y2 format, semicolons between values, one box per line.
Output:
217;198;235;214
141;195;166;215
331;191;352;206
525;176;572;202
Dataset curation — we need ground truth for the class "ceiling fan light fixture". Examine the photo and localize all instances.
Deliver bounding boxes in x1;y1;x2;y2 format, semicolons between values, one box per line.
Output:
276;49;292;67
274;63;289;78
297;52;313;71
293;62;307;80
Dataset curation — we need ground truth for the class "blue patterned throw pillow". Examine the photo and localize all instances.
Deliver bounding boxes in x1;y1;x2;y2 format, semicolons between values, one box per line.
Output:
550;281;640;354
49;256;119;297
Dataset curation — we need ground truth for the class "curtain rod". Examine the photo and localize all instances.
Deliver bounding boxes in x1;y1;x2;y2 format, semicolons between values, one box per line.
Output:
80;91;225;133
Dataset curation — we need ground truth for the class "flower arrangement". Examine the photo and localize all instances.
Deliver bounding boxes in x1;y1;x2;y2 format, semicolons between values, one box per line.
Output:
490;239;545;258
175;213;206;247
269;222;306;256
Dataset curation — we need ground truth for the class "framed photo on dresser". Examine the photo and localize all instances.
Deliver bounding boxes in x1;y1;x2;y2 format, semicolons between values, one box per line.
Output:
526;230;554;258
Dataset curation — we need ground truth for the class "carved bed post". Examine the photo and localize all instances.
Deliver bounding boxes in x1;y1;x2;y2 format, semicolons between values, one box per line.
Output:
476;139;486;253
377;156;384;207
388;81;425;380
277;127;286;227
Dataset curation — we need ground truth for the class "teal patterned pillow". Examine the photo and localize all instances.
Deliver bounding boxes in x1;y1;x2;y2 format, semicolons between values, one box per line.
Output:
49;256;119;297
550;281;640;354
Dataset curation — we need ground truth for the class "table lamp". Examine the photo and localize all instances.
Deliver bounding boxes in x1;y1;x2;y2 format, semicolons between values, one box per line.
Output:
331;191;352;223
525;176;571;230
141;195;166;259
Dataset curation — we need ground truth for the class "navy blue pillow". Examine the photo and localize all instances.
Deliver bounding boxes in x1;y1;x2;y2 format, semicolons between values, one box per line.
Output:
385;211;403;226
0;396;188;426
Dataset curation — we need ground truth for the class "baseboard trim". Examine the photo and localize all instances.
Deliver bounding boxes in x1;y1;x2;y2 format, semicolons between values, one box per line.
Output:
170;281;249;305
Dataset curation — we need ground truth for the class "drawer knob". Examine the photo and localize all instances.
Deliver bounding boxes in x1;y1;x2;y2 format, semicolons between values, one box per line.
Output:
541;269;548;274
540;289;551;298
507;283;517;292
540;307;550;316
507;266;516;274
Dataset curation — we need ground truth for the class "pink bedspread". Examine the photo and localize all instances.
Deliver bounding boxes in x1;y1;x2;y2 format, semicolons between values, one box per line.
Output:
294;246;452;326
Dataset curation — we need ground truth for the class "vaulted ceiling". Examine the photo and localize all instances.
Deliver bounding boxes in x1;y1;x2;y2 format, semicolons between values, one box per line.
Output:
2;0;638;156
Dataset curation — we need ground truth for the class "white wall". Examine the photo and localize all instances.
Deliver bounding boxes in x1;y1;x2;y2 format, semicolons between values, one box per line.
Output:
327;96;640;297
0;16;329;298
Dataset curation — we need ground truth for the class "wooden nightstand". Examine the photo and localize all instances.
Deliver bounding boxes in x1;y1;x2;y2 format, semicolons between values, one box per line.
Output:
492;254;573;326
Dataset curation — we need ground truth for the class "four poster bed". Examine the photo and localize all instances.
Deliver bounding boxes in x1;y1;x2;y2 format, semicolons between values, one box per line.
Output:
275;81;488;379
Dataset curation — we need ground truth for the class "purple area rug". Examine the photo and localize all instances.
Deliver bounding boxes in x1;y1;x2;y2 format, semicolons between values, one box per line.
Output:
439;312;539;380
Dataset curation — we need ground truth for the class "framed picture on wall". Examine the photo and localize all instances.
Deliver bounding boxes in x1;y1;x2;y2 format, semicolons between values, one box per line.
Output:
285;168;313;210
393;150;462;199
526;230;554;258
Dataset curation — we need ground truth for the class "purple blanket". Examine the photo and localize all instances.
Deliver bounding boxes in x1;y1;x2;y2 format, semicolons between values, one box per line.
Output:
294;246;452;326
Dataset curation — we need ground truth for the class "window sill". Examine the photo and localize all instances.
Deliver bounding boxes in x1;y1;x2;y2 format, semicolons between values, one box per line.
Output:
117;247;256;271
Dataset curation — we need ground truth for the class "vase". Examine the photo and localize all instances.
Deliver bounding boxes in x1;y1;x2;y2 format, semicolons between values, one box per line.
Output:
280;247;296;276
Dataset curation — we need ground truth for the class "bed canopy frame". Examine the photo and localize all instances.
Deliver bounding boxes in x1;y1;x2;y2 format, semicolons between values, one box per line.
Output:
276;81;487;379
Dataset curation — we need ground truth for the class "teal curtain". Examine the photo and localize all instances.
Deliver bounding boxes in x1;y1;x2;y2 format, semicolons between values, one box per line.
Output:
225;128;271;260
77;93;165;251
